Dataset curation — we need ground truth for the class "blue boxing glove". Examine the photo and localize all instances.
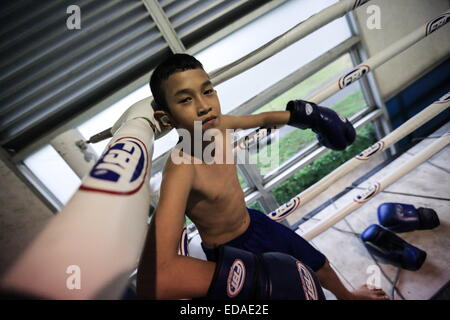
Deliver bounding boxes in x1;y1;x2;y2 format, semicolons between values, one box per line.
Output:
378;203;440;233
361;224;426;271
286;100;356;150
207;246;325;300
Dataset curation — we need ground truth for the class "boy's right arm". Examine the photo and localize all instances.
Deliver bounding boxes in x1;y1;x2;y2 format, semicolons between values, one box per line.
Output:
136;160;216;299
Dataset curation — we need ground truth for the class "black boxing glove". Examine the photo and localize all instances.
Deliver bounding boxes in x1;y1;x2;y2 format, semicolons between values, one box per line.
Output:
207;246;325;300
286;100;356;151
377;203;440;233
361;224;427;271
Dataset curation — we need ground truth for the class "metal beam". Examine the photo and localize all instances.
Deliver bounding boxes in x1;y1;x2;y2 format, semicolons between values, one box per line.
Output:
237;162;279;212
345;11;396;156
141;0;185;53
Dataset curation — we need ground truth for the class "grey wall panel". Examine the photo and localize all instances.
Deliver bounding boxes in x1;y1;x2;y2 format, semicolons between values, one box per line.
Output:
0;0;272;155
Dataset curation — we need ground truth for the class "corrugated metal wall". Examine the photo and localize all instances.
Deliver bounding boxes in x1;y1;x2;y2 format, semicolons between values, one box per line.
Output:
0;0;269;154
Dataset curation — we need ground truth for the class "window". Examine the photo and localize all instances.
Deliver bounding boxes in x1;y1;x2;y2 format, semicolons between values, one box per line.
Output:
247;200;264;213
195;0;350;114
250;54;368;173
24;145;80;205
270;123;377;206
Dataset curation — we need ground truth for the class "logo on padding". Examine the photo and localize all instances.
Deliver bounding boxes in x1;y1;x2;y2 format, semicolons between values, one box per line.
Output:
356;141;385;160
305;103;313;116
296;261;318;300
425;12;450;36
227;259;246;298
270;197;301;221
436;92;450;103
80;136;148;195
338;65;370;89
354;182;381;203
237;127;273;151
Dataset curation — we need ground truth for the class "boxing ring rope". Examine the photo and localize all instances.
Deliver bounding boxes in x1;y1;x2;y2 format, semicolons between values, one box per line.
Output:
301;131;450;241
230;9;450;174
177;9;450;255
309;10;450;103
209;0;372;85
232;9;450;151
250;9;450;220
269;92;450;222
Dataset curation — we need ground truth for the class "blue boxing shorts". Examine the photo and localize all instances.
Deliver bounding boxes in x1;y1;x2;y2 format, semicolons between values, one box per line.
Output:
201;208;327;272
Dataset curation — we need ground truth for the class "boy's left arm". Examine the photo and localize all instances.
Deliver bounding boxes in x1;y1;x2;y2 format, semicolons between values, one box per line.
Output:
222;111;290;130
222;99;356;151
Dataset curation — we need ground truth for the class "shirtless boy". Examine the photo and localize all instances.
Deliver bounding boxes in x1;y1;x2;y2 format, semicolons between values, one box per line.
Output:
137;54;388;300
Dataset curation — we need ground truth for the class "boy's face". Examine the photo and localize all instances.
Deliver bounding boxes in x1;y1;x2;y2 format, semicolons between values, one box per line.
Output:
161;68;221;133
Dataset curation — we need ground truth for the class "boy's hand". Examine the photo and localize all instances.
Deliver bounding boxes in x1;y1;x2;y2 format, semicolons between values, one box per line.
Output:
286;100;356;151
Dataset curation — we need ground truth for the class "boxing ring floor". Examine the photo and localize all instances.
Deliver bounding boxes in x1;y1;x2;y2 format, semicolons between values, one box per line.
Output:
290;121;450;300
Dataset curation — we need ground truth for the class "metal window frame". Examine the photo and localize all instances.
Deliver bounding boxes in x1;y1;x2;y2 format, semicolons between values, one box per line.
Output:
0;147;62;213
345;11;396;156
237;161;279;213
242;108;382;216
17;163;64;212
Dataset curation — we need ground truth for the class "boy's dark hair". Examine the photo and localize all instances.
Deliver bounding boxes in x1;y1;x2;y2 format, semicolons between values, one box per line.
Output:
150;53;205;113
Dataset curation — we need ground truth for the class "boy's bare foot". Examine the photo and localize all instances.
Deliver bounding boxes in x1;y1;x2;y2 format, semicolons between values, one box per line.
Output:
349;284;389;300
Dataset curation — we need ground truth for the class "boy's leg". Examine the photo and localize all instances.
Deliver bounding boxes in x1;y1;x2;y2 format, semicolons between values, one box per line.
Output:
247;209;389;300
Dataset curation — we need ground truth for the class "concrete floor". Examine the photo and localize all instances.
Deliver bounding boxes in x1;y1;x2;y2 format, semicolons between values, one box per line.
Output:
292;122;450;300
